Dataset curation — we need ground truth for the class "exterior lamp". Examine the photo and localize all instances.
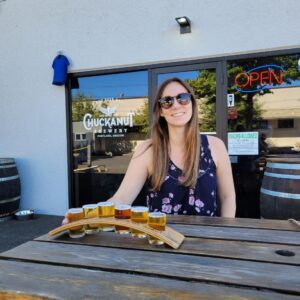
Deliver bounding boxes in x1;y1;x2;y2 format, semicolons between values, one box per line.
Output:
175;16;191;34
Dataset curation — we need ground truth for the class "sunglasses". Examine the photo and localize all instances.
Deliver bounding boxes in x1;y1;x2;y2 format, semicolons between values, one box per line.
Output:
158;93;192;109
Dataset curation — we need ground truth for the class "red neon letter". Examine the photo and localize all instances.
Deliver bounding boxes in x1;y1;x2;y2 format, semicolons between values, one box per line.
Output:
249;72;259;86
235;73;249;88
270;70;283;85
260;71;270;86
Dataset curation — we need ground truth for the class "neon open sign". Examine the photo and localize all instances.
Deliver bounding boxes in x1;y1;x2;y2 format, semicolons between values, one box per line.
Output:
234;64;284;93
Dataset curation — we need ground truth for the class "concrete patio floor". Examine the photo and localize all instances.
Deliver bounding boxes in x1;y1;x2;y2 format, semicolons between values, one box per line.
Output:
0;214;64;253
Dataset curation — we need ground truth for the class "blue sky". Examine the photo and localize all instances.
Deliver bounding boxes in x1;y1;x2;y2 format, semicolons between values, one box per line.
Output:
71;70;200;100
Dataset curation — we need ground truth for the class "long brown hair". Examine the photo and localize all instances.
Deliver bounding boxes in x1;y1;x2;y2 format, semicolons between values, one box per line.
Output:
150;77;200;191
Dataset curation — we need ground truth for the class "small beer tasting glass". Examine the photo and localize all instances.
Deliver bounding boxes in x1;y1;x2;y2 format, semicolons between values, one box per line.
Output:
148;212;167;245
130;206;149;238
82;204;99;234
97;201;115;232
67;208;85;238
114;204;131;234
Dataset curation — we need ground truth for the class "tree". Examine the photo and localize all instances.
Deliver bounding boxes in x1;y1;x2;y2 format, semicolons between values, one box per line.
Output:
72;93;100;122
187;70;217;132
132;100;149;133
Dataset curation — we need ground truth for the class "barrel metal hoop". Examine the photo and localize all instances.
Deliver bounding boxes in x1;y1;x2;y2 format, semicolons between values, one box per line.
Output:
0;196;21;204
267;163;300;170
260;188;300;200
264;172;300;180
0;158;15;164
0;164;16;169
0;175;20;182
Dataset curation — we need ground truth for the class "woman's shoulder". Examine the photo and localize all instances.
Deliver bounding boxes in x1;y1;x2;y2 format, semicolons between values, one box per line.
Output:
132;139;153;158
206;135;225;148
206;135;228;166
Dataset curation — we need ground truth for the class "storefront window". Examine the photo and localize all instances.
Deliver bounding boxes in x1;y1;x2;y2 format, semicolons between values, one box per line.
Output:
227;53;300;217
70;71;149;206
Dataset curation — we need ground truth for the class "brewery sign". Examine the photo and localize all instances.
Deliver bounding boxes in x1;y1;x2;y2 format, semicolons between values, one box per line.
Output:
82;99;135;138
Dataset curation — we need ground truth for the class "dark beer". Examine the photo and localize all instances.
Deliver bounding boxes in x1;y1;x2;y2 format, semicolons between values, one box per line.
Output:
115;204;131;234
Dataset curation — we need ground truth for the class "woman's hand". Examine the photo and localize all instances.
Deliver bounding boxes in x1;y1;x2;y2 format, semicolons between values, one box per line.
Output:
62;213;69;225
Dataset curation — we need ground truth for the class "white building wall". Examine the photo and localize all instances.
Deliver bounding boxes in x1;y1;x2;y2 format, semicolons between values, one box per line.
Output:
1;0;300;215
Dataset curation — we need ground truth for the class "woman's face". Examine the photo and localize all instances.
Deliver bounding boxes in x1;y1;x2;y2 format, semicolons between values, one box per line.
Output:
159;81;193;128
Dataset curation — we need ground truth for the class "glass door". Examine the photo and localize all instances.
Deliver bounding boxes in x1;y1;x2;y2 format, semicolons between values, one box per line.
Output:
151;62;226;139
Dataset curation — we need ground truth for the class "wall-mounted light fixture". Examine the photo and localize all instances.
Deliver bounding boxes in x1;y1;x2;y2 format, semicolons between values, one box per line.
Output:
175;16;191;34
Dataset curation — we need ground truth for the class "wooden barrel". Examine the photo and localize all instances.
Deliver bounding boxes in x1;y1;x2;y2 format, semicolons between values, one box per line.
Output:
260;157;300;220
0;158;21;217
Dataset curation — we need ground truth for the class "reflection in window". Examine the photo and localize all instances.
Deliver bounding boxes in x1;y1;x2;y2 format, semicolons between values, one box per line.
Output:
158;69;217;133
278;119;294;129
71;71;149;174
70;71;149;206
227;53;300;134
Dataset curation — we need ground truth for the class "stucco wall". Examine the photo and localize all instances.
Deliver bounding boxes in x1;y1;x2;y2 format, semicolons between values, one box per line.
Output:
1;0;300;215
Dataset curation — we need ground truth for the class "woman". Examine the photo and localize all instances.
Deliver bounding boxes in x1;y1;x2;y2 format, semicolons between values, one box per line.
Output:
64;77;235;222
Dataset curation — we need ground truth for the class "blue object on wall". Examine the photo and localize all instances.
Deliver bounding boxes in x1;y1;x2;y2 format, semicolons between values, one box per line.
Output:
52;54;70;86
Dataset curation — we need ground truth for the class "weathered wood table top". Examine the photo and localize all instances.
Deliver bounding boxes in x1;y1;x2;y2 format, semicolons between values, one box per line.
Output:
0;216;299;299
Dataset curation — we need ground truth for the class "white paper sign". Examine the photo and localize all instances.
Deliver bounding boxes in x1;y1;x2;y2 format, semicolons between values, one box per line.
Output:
227;94;235;107
228;132;258;155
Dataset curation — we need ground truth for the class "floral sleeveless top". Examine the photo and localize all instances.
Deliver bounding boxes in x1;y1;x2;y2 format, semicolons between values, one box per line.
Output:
146;135;217;216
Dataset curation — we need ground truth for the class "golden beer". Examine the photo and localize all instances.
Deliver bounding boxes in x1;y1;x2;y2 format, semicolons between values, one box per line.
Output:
114;204;131;234
67;208;85;238
82;204;99;234
97;201;115;232
131;206;149;238
148;212;167;245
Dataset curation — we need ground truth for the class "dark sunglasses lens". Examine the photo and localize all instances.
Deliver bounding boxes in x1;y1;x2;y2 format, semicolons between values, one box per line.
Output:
160;97;173;109
177;93;191;104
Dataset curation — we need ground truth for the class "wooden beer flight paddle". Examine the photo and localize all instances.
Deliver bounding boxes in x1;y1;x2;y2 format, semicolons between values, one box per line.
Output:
48;217;185;249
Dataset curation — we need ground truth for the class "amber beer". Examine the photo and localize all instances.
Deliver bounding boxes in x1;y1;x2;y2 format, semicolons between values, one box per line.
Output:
131;206;149;238
148;212;167;245
82;204;99;234
114;204;131;234
67;208;85;238
97;201;115;232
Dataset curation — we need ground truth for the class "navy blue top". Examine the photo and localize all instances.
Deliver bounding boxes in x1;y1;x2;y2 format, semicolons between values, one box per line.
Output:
146;135;217;216
52;55;70;86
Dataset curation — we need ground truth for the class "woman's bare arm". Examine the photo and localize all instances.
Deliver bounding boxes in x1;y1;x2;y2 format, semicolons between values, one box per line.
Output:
208;136;236;218
107;140;152;205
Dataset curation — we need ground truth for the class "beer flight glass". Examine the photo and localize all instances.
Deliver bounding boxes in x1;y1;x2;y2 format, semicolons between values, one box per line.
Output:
67;208;85;238
97;201;115;232
67;203;167;245
114;204;131;234
82;204;99;234
131;206;149;238
147;212;167;245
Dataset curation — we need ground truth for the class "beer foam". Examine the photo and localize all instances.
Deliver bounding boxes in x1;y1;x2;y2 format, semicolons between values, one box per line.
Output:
115;204;131;210
97;201;114;207
82;204;97;209
131;206;149;212
68;208;83;213
149;212;166;218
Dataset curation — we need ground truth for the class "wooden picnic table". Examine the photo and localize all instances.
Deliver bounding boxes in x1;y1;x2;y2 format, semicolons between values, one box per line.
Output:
0;215;299;299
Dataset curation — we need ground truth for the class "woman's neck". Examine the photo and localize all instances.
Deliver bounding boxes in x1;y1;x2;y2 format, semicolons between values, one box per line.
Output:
168;126;186;149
